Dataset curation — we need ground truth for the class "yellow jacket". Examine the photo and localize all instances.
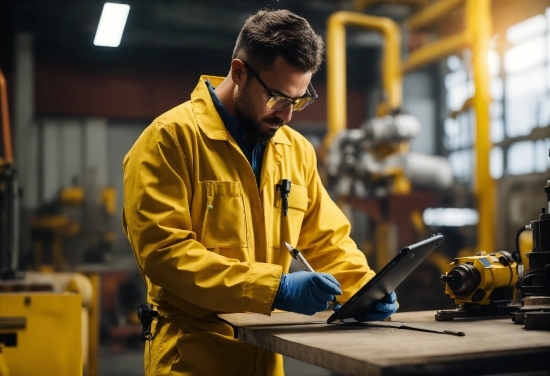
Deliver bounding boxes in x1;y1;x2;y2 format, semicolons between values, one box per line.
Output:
123;76;375;376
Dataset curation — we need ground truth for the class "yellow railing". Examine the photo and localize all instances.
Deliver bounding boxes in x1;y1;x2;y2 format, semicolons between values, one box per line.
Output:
325;11;402;149
326;0;495;253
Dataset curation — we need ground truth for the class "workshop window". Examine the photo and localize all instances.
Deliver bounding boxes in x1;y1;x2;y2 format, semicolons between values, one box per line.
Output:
443;11;550;182
444;54;474;184
503;11;550;176
505;65;546;137
448;149;473;180
507;138;550;175
491;146;504;179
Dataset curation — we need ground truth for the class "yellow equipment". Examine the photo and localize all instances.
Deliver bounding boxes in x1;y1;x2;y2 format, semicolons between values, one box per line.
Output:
0;292;83;375
442;251;518;304
436;251;519;321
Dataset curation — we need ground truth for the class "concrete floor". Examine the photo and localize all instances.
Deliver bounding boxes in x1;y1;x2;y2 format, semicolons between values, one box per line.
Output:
98;345;341;376
98;345;550;376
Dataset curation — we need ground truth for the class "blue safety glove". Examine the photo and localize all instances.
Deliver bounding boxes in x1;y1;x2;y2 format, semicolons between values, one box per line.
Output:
273;271;342;315
333;291;398;321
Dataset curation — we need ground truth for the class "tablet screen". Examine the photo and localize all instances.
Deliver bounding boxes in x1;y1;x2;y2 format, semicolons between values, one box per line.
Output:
327;234;444;323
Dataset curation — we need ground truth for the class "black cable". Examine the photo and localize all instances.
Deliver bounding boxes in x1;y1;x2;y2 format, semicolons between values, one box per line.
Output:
516;265;550;289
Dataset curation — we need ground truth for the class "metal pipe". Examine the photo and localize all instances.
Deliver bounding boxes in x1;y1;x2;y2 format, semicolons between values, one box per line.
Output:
0;69;13;164
468;0;494;254
402;31;471;73
407;0;466;31
325;11;402;149
11;177;19;271
0;69;20;275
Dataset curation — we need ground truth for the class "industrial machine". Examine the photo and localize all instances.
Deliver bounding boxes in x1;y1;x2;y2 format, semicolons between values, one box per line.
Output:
436;250;520;320
511;175;550;330
437;152;550;329
0;69;97;375
30;183;117;270
326;109;454;199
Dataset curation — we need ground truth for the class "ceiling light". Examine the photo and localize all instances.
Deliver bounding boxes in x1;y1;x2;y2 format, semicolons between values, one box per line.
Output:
94;3;130;47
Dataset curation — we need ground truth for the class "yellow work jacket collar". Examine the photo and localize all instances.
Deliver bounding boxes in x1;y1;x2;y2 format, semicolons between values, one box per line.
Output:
191;75;292;147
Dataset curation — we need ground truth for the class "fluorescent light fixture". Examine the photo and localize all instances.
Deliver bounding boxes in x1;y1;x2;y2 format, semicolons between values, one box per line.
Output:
94;3;130;47
423;208;479;227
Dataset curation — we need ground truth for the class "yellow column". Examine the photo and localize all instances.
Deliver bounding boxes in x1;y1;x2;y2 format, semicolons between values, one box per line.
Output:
326;12;347;150
468;0;495;253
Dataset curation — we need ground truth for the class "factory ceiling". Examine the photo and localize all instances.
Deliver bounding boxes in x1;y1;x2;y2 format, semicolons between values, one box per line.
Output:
2;1;549;74
1;0;419;87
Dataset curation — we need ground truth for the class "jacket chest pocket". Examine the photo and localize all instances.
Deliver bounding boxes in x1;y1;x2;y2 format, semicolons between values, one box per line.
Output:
201;181;248;248
272;183;308;249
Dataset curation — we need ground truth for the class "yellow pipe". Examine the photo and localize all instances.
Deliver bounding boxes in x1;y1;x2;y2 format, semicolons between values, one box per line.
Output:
325;11;402;149
0;69;13;164
407;0;465;31
402;31;471;73
467;0;494;253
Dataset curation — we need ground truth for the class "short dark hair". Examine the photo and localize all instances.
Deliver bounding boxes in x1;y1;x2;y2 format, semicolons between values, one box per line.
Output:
232;9;324;73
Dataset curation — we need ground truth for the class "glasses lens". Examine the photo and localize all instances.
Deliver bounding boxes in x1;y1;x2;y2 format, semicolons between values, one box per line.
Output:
293;97;315;111
266;96;294;111
265;94;316;111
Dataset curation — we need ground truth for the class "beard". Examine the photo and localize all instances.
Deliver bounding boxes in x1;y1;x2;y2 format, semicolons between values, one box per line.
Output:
234;85;284;145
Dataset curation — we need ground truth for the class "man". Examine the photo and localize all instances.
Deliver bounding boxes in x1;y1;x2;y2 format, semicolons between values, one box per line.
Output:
123;9;397;376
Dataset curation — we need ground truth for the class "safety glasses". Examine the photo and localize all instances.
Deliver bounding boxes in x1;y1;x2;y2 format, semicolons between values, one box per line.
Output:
242;61;318;112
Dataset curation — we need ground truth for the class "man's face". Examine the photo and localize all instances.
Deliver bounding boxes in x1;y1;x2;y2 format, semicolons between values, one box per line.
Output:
234;56;313;145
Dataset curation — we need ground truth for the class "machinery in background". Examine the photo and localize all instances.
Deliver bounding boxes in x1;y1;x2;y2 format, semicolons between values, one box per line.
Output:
0;291;83;376
511;176;550;330
30;183;84;271
324;108;457;312
326;109;454;199
0;69;99;375
438;153;550;330
30;183;117;271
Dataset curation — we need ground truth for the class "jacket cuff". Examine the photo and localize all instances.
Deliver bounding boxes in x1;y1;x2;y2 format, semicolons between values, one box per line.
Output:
242;262;282;315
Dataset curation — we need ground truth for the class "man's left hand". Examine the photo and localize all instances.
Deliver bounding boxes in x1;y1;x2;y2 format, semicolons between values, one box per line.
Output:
333;291;398;321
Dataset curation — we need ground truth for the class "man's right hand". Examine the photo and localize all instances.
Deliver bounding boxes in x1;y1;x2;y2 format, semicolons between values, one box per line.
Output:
272;271;342;315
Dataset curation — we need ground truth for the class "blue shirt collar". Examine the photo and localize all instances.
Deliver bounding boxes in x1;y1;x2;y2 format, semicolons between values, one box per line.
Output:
206;79;266;186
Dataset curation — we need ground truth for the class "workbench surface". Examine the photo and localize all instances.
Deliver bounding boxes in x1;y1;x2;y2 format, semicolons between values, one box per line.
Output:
218;310;550;376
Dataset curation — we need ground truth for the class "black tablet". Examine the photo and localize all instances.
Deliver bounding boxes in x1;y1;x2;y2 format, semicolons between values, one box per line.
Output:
326;233;444;324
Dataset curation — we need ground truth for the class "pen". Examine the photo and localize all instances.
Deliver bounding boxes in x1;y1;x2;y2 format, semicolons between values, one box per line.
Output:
284;241;315;272
276;179;291;217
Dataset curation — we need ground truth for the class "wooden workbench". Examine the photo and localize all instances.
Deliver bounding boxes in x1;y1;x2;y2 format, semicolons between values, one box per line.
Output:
218;310;550;375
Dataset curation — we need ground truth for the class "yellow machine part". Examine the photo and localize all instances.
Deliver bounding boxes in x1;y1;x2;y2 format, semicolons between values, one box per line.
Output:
445;255;519;306
519;230;533;272
101;186;117;216
0;344;8;376
60;186;85;206
0;293;82;376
